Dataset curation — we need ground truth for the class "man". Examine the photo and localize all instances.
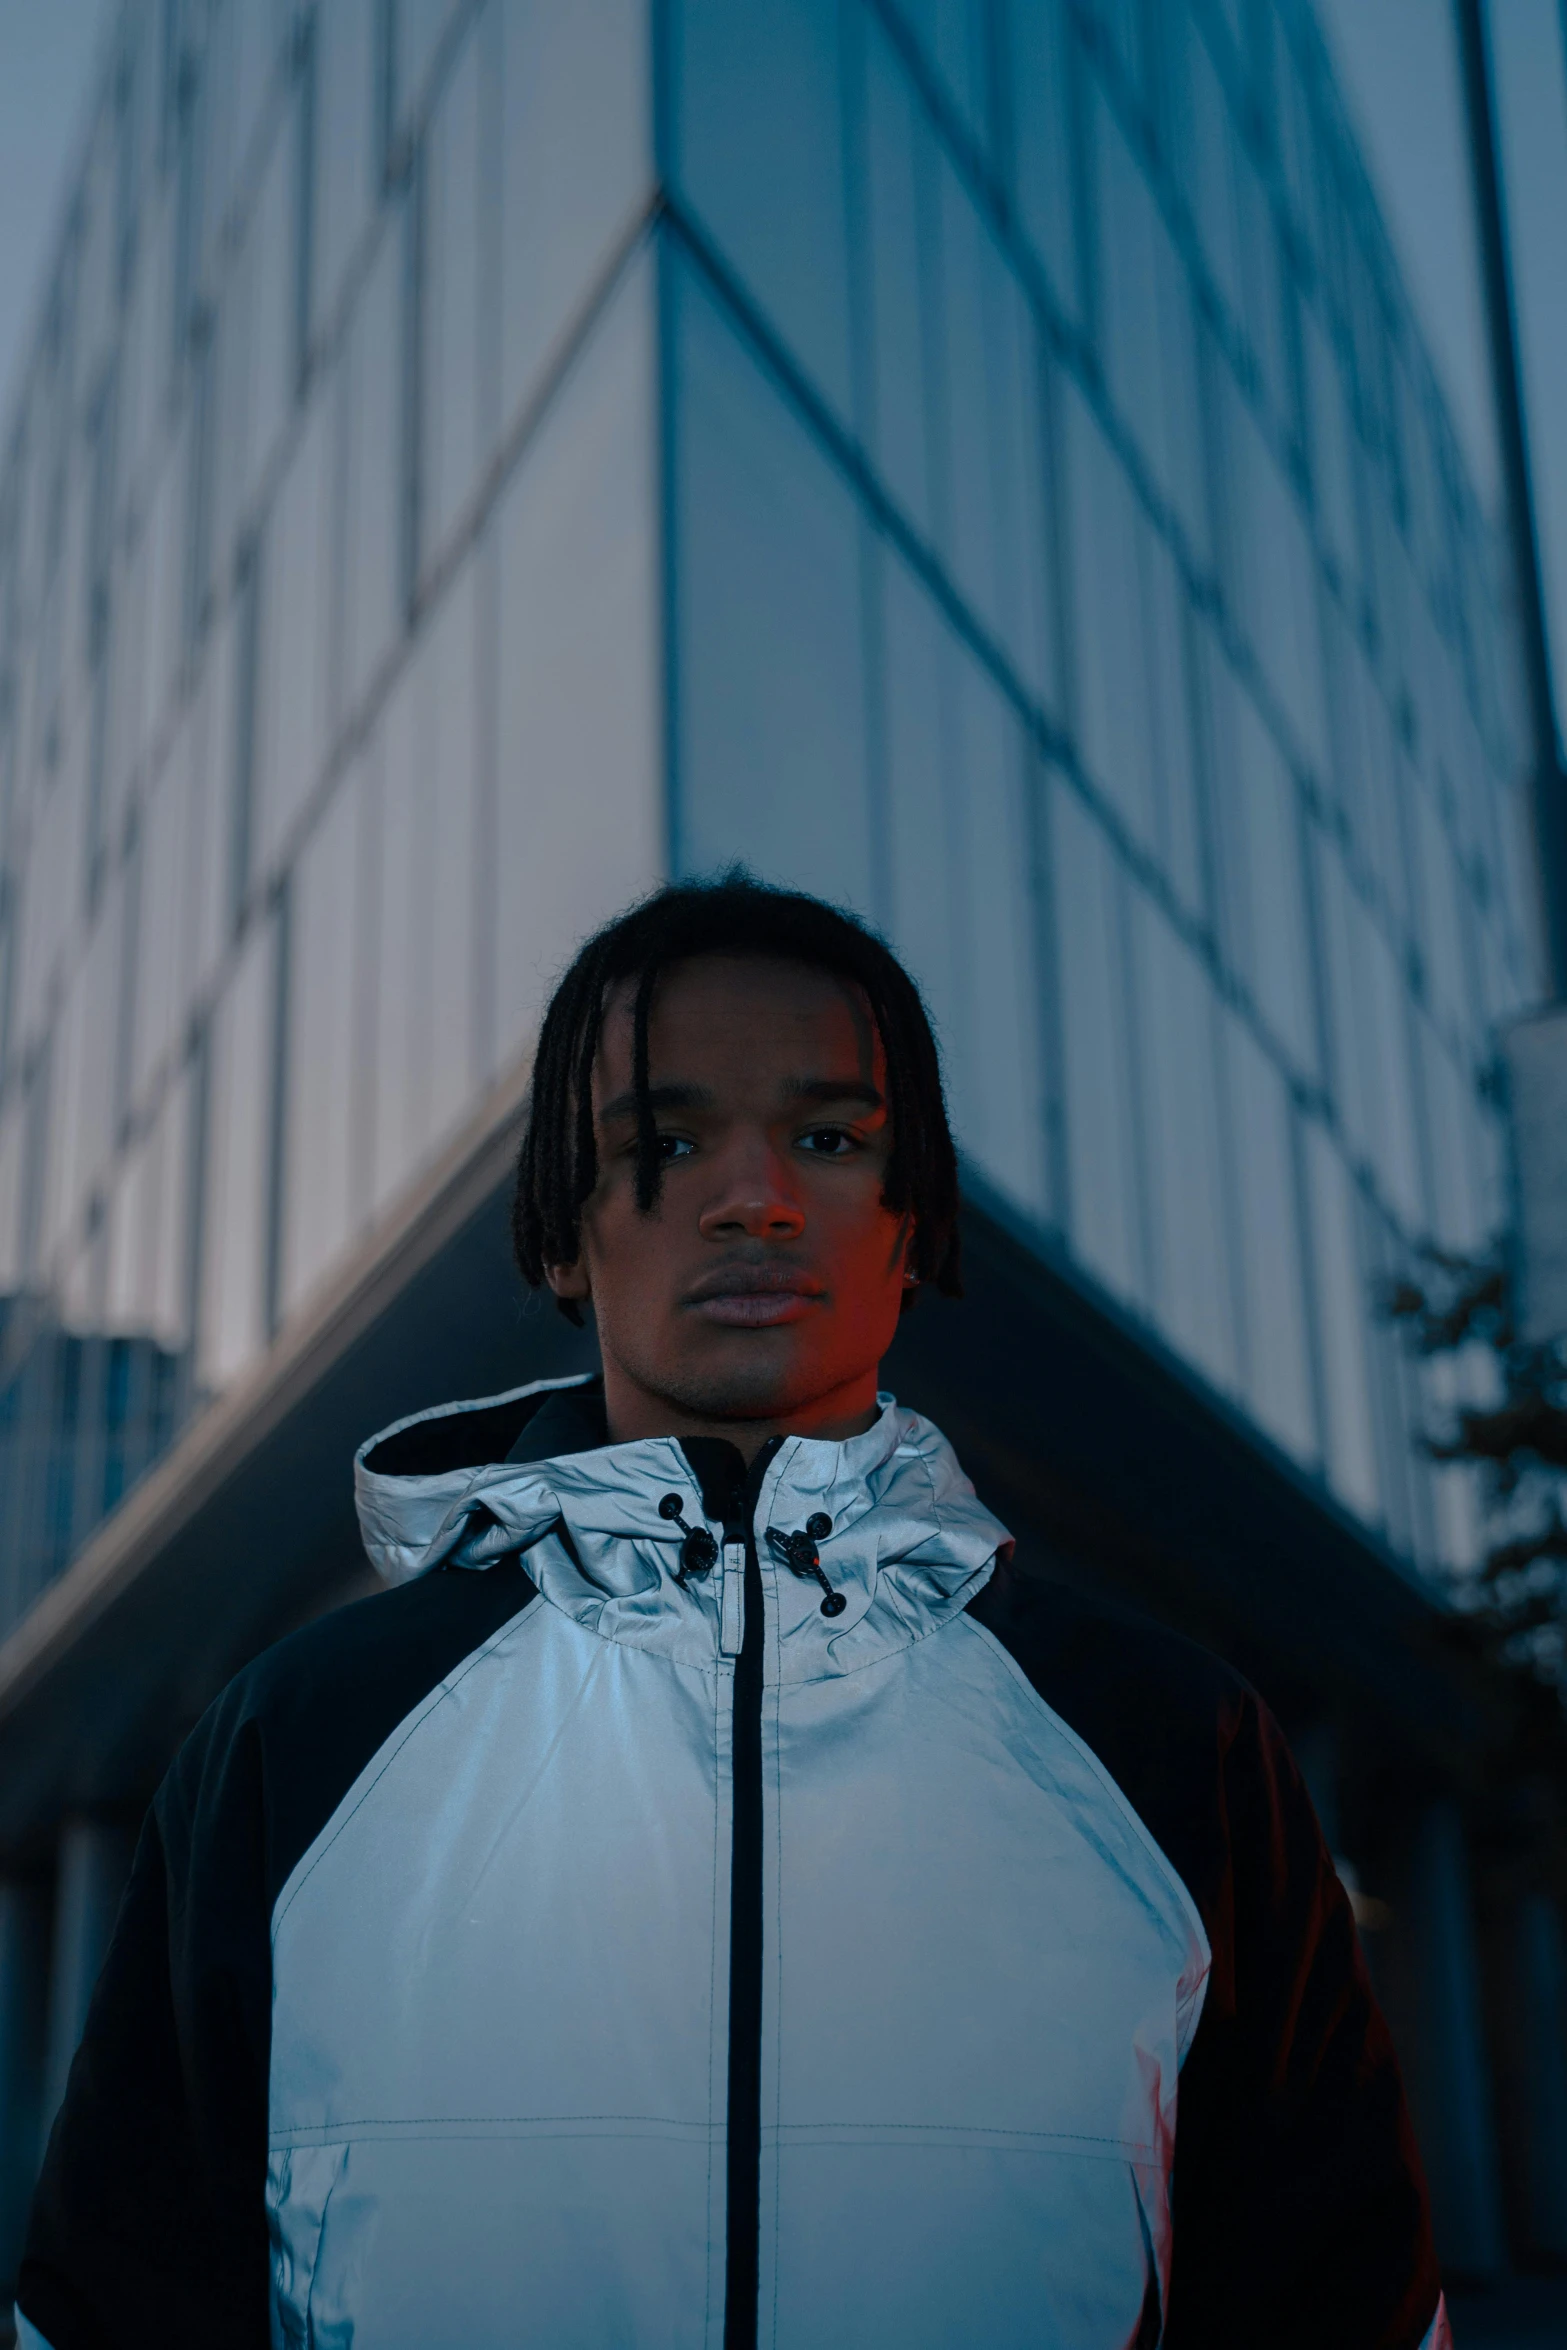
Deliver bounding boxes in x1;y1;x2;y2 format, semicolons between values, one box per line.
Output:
22;878;1447;2347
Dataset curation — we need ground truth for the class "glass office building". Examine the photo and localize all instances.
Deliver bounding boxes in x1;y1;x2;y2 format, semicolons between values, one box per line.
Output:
0;0;1558;2289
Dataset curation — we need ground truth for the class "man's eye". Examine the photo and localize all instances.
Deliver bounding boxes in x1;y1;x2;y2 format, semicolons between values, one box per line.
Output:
799;1127;856;1157
656;1133;695;1163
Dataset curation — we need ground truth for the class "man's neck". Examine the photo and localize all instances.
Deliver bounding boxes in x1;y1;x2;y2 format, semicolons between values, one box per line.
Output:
601;1371;884;1465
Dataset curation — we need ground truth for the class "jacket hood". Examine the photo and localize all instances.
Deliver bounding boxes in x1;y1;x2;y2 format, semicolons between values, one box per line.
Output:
353;1375;1011;1683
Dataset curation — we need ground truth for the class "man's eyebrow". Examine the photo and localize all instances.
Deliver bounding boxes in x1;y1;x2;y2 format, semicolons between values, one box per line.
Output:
783;1077;886;1112
598;1077;885;1121
598;1081;716;1122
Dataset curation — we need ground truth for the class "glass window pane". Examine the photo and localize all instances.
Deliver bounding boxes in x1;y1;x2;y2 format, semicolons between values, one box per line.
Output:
254;389;335;883
1152;203;1208;580
1360;910;1426;1232
200;6;241;278
313;0;378;339
38;977;85;1278
1234;139;1291;436
1092;81;1163;479
674;262;874;912
933;154;1054;709
1419;1019;1482;1257
371;567;481;1213
141;427;187;756
185;602;236;1009
129;750;186;1107
394;0;454;125
67;871;126;1247
420;21;488;573
1134;894;1235;1392
1303;301;1357;597
244;107;298;512
1218;374;1326;784
493;260;661;1074
1213;660;1317;1076
500;0;651;435
1187;25;1244;327
1143;530;1206;918
120;177;173;500
341;213;405;722
1409;781;1468;1046
1314;829;1373;1167
938;629;1047;1214
882;548;957;1036
674;0;852;423
106;1056;193;1354
1007;0;1079;320
211;227;254;576
1050;783;1142;1304
897;0;993;152
196;912;277;1394
15;763;85;1061
229;0;283;178
1061;376;1157;859
863;21;937;542
1226;1010;1316;1461
881;570;1050;1222
281;766;369;1320
1303;1121;1380;1524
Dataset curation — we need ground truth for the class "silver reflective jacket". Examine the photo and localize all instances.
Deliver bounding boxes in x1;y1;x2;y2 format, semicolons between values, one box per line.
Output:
270;1377;1208;2345
19;1373;1446;2350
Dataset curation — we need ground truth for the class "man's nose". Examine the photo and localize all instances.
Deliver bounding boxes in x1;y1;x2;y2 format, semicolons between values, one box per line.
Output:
697;1138;807;1241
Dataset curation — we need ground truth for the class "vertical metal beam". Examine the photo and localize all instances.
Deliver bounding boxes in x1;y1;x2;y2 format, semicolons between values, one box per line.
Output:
1404;1801;1509;2279
1454;0;1567;1000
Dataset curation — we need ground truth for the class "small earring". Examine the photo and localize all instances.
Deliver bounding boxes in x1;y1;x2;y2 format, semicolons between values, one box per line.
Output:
902;1268;919;1286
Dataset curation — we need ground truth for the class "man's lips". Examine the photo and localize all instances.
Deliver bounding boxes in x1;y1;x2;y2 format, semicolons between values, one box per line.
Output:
682;1268;827;1327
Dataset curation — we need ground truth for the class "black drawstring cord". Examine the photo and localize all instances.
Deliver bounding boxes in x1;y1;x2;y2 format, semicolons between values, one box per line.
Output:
766;1514;847;1617
658;1492;719;1586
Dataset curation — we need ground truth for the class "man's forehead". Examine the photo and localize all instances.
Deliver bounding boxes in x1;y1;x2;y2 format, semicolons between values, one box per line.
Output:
600;956;879;1051
595;957;884;1106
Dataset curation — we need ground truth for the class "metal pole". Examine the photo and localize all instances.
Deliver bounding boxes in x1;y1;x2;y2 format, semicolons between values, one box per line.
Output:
1454;0;1567;1000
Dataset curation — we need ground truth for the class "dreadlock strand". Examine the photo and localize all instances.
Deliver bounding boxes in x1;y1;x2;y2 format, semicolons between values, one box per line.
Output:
631;958;662;1216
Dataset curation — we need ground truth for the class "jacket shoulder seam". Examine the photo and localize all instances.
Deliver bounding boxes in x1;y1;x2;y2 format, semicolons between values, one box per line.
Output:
271;1592;544;1939
958;1612;1213;2044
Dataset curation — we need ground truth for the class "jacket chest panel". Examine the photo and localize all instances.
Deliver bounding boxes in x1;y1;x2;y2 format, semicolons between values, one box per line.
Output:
270;1609;731;2140
761;1625;1202;2159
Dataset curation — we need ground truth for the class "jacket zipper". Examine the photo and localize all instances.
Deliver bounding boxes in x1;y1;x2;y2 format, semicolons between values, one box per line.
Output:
721;1438;783;2350
673;1436;782;2350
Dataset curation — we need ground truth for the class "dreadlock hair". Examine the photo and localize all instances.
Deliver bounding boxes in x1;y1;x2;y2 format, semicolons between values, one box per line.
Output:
511;872;963;1325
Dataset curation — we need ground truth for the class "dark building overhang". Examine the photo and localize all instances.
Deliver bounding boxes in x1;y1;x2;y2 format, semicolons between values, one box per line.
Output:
0;1130;1517;1861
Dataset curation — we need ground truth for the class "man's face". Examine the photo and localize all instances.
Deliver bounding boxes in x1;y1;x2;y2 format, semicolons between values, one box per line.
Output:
546;954;915;1450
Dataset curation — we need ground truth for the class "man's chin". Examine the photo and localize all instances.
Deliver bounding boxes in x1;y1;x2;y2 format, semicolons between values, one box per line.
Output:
618;1328;843;1427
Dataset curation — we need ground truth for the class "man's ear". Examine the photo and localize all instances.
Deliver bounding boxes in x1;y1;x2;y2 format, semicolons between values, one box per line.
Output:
545;1260;592;1305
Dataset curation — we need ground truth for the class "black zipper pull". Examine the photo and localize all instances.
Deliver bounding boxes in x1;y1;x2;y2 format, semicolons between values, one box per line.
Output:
659;1492;719;1587
765;1513;847;1617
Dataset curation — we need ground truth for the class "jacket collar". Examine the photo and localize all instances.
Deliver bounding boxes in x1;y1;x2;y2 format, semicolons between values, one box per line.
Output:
354;1376;1010;1685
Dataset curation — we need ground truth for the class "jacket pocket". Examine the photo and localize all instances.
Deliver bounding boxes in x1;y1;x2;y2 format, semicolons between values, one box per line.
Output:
268;2141;349;2349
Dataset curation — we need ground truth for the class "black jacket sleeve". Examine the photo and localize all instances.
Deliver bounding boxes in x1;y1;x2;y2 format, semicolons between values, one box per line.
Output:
19;1700;274;2349
1162;1678;1439;2347
968;1561;1442;2348
18;1555;539;2350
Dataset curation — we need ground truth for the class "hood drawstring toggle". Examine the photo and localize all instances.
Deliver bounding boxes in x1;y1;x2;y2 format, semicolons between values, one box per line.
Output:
659;1493;719;1588
767;1516;847;1618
